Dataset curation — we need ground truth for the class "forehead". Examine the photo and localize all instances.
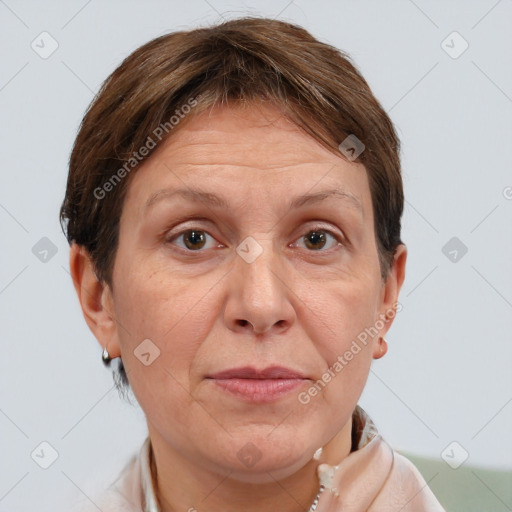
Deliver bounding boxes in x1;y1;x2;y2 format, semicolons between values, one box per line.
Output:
124;102;372;216
150;102;343;167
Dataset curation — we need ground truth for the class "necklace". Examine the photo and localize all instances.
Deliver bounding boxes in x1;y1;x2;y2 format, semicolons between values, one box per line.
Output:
308;461;340;511
308;484;326;512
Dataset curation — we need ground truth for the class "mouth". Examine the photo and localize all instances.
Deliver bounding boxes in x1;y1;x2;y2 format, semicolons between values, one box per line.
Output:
206;366;309;403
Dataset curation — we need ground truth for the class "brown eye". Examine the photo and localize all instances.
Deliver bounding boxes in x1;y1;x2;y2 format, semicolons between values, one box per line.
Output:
183;230;207;250
294;229;342;252
168;229;217;251
304;231;328;250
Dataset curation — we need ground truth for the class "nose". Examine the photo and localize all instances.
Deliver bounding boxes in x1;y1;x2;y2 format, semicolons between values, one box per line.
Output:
223;238;296;336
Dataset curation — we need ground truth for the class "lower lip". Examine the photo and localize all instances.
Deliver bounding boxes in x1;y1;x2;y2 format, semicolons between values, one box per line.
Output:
210;378;305;403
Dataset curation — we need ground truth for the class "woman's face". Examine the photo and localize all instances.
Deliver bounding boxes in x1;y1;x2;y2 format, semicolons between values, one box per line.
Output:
96;103;406;481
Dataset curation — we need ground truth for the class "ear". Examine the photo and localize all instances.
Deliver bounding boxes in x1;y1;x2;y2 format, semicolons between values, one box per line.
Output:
69;243;121;359
372;243;407;359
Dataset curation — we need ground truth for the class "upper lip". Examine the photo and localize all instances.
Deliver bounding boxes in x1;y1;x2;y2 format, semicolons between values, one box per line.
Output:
207;366;306;380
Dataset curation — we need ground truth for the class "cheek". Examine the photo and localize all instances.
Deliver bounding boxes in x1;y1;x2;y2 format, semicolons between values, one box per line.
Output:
299;276;380;399
304;276;381;354
111;269;207;439
111;261;217;400
113;255;213;342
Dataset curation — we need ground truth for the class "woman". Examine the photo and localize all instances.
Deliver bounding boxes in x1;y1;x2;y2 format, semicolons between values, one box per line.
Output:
61;17;445;512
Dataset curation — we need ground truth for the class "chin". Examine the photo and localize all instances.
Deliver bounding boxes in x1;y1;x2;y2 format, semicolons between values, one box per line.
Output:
227;451;315;484
208;430;317;483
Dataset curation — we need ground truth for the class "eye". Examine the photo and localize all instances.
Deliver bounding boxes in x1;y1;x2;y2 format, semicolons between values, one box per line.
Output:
167;229;219;251
293;228;343;251
165;225;343;253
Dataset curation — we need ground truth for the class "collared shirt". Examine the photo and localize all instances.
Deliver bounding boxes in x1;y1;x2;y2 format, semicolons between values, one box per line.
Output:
73;405;445;511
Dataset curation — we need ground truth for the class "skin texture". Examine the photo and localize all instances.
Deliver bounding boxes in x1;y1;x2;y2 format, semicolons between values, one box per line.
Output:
70;102;407;512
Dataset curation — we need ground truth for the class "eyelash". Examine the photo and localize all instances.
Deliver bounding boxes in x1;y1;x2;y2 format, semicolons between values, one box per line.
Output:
165;224;345;254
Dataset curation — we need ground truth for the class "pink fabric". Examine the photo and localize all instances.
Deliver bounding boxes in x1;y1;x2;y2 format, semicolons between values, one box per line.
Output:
315;434;444;511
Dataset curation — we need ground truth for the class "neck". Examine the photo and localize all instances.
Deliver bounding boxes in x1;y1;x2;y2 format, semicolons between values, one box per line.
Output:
149;417;353;512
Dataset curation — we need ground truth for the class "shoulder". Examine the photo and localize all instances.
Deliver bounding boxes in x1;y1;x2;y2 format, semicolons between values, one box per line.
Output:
370;450;445;512
352;407;444;511
70;452;143;512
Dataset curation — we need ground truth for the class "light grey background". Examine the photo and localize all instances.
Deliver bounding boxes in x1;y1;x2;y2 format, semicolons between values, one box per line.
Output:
1;0;511;510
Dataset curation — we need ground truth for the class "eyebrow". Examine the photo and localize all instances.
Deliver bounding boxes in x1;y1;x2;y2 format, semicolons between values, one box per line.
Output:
144;187;363;215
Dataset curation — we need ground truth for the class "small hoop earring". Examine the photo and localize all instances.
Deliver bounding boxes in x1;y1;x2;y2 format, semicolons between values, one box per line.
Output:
102;346;112;366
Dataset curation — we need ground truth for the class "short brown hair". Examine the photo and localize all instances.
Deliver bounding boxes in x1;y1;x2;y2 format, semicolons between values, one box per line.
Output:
60;16;403;288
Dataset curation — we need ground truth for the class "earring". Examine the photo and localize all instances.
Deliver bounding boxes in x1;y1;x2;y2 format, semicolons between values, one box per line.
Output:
102;346;112;366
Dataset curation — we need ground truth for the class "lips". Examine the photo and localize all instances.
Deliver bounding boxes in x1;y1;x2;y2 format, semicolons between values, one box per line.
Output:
207;366;306;380
206;366;308;403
